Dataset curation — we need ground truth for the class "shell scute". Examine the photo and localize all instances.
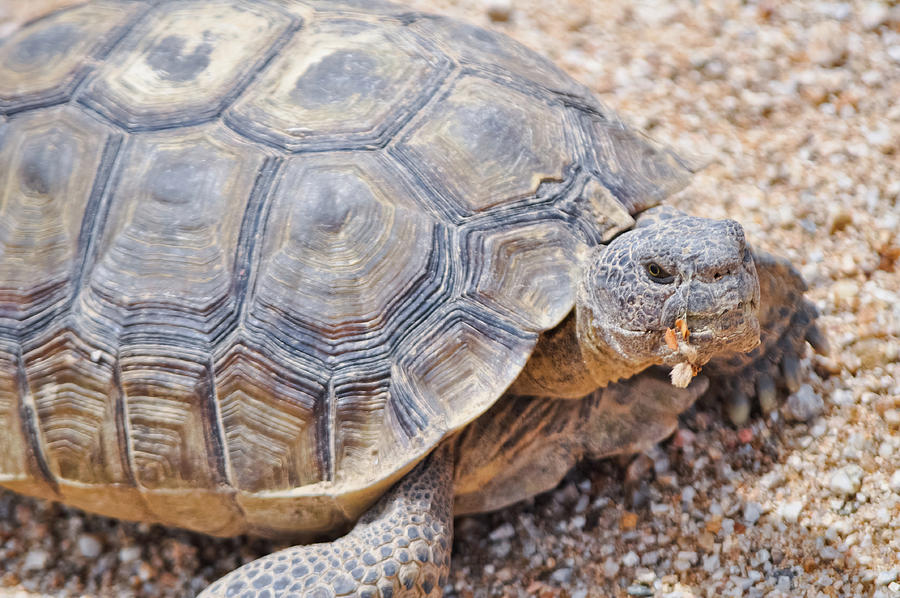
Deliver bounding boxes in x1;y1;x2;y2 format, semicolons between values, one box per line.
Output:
80;124;264;334
0;106;115;329
0;1;143;113
409;15;594;100
463;219;585;332
394;75;575;219
79;0;297;130
226;17;452;151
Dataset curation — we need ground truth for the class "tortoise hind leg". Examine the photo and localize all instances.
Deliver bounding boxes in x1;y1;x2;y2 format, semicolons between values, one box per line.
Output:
200;444;454;598
703;250;828;424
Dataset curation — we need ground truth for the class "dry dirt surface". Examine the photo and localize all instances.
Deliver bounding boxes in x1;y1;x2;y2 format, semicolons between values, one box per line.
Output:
1;1;899;597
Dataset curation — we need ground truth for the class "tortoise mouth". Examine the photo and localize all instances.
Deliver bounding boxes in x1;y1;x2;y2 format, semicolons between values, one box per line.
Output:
681;300;761;353
687;298;758;337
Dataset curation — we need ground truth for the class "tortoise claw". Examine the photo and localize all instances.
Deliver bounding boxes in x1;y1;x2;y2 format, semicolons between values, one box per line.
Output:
725;391;751;426
781;354;802;394
805;323;830;356
756;374;778;414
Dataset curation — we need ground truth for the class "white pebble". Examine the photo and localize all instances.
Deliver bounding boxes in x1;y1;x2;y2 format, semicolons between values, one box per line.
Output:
820;546;841;560
22;549;50;572
785;385;825;422
861;2;890;29
890;470;900;494
640;551;659;566
77;533;103;559
876;570;898;586
677;550;698;565
622;551;640;568
829;465;864;496
488;522;515;541
702;553;720;573
743;501;763;524
550;567;573;583
118;546;143;563
603;557;620;578
636;568;655;584
779;501;804;523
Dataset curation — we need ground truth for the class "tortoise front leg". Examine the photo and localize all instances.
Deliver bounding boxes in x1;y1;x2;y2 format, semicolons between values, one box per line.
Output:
201;444;454;598
453;372;709;515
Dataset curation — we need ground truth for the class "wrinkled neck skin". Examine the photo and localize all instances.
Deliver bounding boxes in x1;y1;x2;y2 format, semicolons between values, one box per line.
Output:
508;295;650;399
574;291;658;389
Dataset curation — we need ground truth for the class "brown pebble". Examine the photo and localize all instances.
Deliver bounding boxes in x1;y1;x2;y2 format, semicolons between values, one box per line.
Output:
621;511;639;530
705;516;723;534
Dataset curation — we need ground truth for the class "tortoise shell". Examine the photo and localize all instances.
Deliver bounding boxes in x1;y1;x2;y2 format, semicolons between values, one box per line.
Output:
0;0;690;538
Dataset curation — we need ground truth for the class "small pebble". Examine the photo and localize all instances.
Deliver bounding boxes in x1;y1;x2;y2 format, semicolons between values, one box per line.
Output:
743;501;763;524
550;567;572;583
488;523;515;541
829;465;864;496
22;549;50;572
889;470;900;494
602;557;620;578
119;546;143;563
77;533;103;559
779;501;804;524
785;385;825;422
622;551;640;568
485;0;512;22
860;2;890;29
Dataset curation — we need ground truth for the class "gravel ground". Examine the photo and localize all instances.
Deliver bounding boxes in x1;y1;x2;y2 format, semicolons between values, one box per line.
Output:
1;0;899;597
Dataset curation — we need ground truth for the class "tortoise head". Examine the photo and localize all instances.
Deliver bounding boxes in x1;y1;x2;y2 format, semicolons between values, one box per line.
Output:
577;207;761;385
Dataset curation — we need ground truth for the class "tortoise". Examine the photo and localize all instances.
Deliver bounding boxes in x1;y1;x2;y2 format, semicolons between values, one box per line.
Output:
0;1;826;596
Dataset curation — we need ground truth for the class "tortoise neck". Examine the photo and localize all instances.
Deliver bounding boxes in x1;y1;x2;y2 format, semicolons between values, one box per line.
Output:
508;309;641;398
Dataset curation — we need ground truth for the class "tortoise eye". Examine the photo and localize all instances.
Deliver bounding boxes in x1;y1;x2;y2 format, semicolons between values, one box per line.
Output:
646;262;673;283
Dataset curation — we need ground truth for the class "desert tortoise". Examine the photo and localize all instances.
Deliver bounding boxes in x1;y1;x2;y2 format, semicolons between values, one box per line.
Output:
0;0;825;596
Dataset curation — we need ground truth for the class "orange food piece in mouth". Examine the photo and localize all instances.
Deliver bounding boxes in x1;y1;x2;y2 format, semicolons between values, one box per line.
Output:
675;318;689;341
665;327;678;350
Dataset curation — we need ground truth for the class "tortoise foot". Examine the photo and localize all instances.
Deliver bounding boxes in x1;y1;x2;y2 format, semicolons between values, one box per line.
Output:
200;445;454;598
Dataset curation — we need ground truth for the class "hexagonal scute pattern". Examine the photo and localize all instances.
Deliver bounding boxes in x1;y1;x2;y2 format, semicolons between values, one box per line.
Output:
462;218;586;332
0;0;143;113
246;152;446;362
79;124;263;334
0;106;116;329
52;123;266;533
394;75;575;219
226;18;451;152
79;0;297;130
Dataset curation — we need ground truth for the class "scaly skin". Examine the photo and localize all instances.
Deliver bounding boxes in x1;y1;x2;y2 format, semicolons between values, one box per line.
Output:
200;444;454;598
